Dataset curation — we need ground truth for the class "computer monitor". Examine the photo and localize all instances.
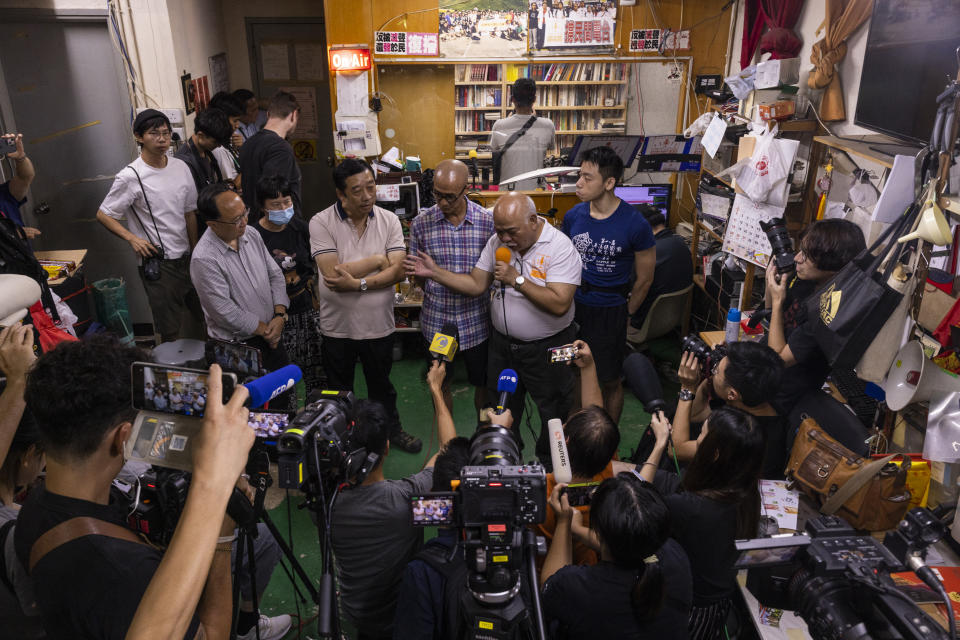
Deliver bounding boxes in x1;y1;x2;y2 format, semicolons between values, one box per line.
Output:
615;184;672;219
568;135;644;168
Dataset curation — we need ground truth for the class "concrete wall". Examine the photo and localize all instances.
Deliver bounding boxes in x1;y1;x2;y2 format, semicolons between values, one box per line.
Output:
730;0;873;135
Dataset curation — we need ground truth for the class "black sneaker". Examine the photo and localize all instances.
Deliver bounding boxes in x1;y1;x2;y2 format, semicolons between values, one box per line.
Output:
391;429;423;454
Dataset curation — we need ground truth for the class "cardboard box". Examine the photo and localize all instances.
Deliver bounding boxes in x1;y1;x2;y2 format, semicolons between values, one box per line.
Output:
755;57;801;89
33;249;87;286
758;99;796;121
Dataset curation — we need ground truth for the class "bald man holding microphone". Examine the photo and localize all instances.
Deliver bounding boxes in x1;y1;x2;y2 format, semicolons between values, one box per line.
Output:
406;192;582;465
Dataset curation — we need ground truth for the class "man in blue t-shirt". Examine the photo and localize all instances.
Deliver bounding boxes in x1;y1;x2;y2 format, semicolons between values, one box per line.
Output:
0;133;40;240
562;146;655;422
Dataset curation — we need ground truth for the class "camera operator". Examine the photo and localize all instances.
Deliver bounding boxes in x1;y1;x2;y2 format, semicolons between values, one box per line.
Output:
13;336;255;639
763;219;866;414
672;341;787;479
330;360;458;639
391;435;472;639
539;474;692;639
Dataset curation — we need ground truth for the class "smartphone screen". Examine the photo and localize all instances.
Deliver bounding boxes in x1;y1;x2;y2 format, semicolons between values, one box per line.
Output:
205;339;262;377
411;493;456;526
564;482;600;507
248;411;290;439
131;362;237;417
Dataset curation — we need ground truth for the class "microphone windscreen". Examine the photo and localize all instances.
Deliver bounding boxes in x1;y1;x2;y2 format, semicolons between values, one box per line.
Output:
439;323;459;340
496;369;519;394
243;364;303;408
548;419;572;484
495;246;512;263
468;149;478;158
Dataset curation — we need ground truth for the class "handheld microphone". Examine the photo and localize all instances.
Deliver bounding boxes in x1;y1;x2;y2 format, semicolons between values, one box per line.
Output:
429;323;459;362
494;246;512;296
243;364;302;408
548;418;572;484
495;368;518;415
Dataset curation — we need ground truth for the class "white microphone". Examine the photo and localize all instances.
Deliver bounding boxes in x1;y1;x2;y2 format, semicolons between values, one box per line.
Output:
548;418;572;484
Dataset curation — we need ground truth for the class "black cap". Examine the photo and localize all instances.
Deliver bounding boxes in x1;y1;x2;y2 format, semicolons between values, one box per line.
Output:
133;109;170;135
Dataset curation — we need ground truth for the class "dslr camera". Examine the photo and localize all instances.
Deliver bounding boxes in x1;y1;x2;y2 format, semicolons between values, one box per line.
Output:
142;245;165;282
759;216;795;281
680;334;727;375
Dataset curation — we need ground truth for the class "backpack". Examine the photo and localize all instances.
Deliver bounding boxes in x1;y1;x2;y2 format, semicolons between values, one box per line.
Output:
414;541;470;640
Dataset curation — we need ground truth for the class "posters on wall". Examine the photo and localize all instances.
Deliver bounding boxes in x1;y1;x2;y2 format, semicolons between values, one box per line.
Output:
208;53;228;95
375;32;439;56
280;86;319;138
530;0;617;51
438;0;527;59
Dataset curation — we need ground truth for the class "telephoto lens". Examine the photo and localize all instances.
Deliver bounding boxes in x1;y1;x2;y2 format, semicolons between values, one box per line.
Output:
759;217;795;279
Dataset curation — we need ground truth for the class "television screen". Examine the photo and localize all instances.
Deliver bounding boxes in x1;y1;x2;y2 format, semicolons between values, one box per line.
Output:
615;184;672;219
854;0;960;145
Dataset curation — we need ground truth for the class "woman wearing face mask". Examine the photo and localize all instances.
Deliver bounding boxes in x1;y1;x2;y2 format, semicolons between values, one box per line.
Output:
253;174;323;394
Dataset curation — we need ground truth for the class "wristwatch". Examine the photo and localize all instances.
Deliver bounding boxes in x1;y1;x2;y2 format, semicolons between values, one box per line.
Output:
359;278;368;292
273;310;288;322
513;275;525;289
678;388;696;402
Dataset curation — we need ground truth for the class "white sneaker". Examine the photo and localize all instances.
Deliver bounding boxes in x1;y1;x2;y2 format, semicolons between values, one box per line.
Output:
237;613;293;640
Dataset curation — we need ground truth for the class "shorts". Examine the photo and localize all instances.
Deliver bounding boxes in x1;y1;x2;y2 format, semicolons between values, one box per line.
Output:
423;338;489;388
575;302;628;384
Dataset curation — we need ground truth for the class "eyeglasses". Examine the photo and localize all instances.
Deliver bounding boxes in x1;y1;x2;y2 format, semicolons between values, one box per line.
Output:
145;129;172;139
211;210;249;227
432;186;466;203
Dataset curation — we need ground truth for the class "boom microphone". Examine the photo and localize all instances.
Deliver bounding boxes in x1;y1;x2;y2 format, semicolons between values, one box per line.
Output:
548;418;572;484
429;323;459;362
495;246;512;296
495;368;518;415
243;364;302;408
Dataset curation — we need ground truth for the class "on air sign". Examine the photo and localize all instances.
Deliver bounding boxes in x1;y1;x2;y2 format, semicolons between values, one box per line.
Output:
329;47;371;72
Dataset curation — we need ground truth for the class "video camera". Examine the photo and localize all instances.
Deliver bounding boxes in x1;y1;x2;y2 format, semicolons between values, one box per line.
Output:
737;509;952;640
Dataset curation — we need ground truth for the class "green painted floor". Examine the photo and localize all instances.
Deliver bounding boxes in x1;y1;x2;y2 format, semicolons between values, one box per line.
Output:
255;334;681;639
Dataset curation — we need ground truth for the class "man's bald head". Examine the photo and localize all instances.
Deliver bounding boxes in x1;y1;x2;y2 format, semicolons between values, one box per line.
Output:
432;159;469;215
493;192;540;252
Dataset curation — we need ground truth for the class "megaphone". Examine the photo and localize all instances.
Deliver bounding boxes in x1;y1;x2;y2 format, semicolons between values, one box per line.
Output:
898;185;952;245
882;341;960;410
0;274;41;326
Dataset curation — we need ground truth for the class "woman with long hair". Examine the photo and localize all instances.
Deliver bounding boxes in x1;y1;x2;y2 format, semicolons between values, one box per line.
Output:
637;406;764;639
539;472;692;639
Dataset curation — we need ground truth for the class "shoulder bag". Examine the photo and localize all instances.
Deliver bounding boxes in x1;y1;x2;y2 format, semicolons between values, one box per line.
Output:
785;417;911;531
492;116;537;185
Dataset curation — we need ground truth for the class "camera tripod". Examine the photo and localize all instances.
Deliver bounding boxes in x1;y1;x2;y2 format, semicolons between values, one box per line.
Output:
230;449;337;640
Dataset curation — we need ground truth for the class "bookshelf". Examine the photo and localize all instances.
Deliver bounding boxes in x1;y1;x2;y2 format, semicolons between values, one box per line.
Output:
454;62;630;161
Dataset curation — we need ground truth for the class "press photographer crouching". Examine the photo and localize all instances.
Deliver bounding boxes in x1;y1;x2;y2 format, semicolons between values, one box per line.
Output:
763;218;866;414
330;360;457;640
13;336;256;639
671;340;787;479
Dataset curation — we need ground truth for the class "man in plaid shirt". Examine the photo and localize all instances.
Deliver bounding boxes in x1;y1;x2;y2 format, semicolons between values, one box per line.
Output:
409;160;495;415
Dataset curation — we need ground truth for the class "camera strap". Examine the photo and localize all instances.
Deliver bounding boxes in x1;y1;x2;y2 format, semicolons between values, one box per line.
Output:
126;164;167;259
28;516;152;573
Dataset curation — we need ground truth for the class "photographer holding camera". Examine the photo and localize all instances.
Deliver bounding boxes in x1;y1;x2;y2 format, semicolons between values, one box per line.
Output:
13;336;255;639
331;360;458;640
539;473;692;639
671;341;787;479
763;219;866;414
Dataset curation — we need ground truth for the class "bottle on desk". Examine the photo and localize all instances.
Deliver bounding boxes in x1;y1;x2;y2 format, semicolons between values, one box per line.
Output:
725;308;741;344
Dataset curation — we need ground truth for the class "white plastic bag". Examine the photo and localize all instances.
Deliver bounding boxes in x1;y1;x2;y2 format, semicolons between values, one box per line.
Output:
734;125;798;207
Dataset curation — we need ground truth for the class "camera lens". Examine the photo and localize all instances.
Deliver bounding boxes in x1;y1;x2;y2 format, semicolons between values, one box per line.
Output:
469;425;520;466
680;334;712;364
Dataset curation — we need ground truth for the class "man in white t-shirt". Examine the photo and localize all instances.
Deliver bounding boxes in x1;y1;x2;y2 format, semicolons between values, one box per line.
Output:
310;158;422;454
406;192;582;464
96;109;203;342
490;78;555;190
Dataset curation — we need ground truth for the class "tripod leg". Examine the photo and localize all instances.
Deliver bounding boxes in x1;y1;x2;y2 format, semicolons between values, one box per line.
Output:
244;527;261;640
232;529;245;639
260;511;319;602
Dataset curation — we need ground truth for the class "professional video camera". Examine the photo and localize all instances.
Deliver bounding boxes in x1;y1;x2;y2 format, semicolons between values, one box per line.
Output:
737;509;954;640
409;389;549;640
680;334;728;374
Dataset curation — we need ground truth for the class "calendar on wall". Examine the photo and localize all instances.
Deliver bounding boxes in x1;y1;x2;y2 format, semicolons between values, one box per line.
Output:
721;194;785;268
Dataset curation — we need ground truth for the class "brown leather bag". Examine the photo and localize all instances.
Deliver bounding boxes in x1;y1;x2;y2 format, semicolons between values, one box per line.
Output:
785;418;912;531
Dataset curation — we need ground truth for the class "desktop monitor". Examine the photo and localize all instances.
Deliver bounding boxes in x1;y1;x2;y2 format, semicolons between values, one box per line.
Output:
615;184;672;219
568;135;644;168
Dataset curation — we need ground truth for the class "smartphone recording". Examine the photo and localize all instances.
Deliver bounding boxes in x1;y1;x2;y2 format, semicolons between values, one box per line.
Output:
131;362;237;417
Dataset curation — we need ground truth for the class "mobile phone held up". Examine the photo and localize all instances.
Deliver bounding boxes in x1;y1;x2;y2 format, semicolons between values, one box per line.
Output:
130;362;237;417
0;136;17;156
